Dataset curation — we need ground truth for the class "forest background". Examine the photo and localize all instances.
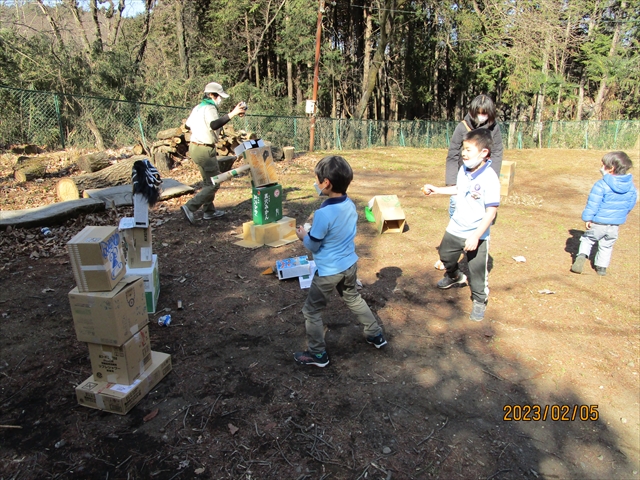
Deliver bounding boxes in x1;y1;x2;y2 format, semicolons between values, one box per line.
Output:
1;0;639;132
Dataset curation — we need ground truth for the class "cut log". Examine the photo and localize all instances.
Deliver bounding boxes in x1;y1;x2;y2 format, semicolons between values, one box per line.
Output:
283;146;295;161
76;152;111;173
156;127;183;140
56;156;148;201
13;156;47;183
133;144;145;155
154;151;174;172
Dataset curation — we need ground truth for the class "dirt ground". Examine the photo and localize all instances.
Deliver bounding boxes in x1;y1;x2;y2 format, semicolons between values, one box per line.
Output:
0;146;638;480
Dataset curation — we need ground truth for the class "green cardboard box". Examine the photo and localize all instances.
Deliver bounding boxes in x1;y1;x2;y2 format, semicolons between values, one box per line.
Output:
252;183;283;225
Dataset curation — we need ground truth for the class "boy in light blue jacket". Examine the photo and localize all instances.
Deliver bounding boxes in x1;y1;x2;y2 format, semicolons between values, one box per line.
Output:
293;155;386;367
572;151;637;276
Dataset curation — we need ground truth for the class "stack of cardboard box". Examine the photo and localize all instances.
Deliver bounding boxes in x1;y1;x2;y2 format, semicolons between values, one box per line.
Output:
67;225;171;415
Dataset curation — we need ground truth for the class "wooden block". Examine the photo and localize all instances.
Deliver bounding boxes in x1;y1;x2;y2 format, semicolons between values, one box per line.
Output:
499;161;516;197
283;146;295;161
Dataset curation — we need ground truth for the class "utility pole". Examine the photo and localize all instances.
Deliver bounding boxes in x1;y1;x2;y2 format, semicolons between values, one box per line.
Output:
309;0;324;152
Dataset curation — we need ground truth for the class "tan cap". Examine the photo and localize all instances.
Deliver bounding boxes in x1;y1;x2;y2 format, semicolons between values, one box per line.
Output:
204;82;229;98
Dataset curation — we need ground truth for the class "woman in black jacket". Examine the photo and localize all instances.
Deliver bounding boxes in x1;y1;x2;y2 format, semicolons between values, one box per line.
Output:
444;95;503;217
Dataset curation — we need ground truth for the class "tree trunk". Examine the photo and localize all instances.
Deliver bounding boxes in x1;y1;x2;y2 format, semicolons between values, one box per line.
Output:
13;156;47;183
86;116;105;151
287;58;294;107
175;0;189;79
355;0;393;120
76;152;111;173
593;17;621;119
56;157;144;201
89;0;103;54
361;7;372;119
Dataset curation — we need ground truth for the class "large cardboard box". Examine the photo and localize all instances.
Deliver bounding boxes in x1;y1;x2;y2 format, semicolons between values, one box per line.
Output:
276;255;311;280
119;217;153;268
67;226;126;292
499;161;516;197
370;195;406;234
252;183;283;225
243;146;278;187
75;351;172;415
69;276;149;346
87;325;152;384
126;254;160;314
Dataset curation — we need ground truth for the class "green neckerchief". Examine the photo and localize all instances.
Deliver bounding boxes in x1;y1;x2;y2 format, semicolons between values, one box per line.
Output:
199;98;218;108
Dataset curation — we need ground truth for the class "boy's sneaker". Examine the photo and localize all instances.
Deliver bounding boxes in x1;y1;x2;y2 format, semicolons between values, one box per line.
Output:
595;266;607;276
294;351;329;367
469;301;486;322
437;272;467;289
181;205;195;225
203;210;225;220
366;333;387;349
571;254;587;274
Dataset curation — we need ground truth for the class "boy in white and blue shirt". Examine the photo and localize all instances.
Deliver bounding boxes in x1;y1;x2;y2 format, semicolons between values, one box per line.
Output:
294;156;386;367
422;129;500;321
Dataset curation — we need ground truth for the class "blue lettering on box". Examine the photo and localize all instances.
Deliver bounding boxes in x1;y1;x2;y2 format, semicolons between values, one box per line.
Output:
100;233;123;280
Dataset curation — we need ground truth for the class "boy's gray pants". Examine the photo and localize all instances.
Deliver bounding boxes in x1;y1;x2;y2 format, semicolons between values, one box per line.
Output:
578;223;619;268
439;231;490;304
302;262;381;354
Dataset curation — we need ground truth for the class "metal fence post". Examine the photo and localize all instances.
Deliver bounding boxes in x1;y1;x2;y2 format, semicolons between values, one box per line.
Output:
584;121;589;149
53;93;65;149
293;117;297;150
136;103;148;153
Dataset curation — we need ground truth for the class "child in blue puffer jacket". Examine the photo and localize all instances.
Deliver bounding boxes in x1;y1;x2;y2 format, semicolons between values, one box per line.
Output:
571;151;637;276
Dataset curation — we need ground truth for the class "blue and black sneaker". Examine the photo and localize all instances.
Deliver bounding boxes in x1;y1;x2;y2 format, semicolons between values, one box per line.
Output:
294;351;329;367
366;333;387;349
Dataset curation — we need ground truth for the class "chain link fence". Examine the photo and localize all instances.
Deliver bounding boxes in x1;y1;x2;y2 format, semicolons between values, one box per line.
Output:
2;86;639;153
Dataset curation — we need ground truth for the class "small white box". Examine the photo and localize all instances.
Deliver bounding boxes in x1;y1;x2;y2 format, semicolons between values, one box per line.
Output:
133;193;149;227
126;254;160;313
298;261;317;289
276;255;311;280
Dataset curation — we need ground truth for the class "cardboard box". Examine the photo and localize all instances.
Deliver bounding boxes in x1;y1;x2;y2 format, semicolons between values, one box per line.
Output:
369;195;406;234
233;138;265;156
499;161;516;197
87;325;152;384
235;216;297;248
119;217;153;268
133;193;149;227
75;351;172;415
298;261;317;289
276;256;311;280
69;276;149;346
126;254;160;314
252;183;283;225
67;226;126;292
244;146;279;187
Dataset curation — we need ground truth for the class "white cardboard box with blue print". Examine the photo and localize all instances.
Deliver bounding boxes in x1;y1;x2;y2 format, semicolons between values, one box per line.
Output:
67;226;126;292
369;195;406;234
276;255;312;280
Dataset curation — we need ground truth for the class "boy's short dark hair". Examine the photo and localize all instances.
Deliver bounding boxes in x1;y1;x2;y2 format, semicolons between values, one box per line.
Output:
469;95;497;125
602;151;633;175
463;129;493;156
315;155;353;194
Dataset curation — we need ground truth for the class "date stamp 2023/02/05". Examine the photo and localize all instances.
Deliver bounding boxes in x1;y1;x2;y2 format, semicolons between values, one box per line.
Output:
503;404;599;422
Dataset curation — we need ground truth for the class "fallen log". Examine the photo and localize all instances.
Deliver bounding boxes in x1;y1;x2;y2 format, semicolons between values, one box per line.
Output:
76;152;111;173
56;156;148;201
13;156;47;183
156;127;183;140
0;198;105;229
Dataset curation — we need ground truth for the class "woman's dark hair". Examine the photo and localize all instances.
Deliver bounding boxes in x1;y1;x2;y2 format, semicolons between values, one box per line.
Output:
469;95;497;126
